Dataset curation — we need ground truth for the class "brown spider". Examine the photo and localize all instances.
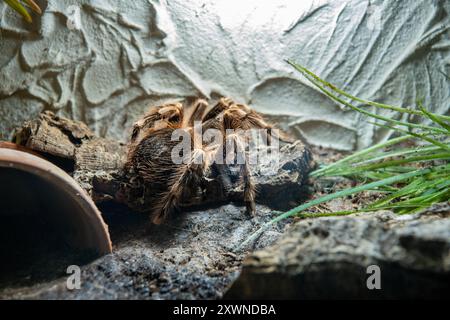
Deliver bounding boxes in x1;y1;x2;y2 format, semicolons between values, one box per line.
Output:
126;98;282;224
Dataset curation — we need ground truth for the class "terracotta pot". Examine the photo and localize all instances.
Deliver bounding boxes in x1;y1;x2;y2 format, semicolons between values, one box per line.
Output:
0;147;112;256
0;141;42;157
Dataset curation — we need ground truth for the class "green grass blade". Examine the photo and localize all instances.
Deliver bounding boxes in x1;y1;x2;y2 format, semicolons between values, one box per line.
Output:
23;0;41;14
353;145;444;166
369;122;450;151
289;63;448;136
331;153;450;176
311;136;410;177
239;165;447;249
4;0;32;23
418;102;450;132
287;60;450;122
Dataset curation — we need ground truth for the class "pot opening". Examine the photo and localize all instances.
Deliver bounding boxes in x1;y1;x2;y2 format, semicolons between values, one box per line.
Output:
0;167;97;289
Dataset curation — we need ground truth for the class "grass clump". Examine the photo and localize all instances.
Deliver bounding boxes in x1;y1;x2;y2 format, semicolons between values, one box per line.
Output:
240;61;449;249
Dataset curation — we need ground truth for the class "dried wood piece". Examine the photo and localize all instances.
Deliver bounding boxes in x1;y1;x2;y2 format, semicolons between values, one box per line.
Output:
13;111;95;160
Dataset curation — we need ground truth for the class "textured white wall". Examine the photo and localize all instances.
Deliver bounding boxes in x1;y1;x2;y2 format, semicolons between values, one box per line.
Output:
0;0;449;150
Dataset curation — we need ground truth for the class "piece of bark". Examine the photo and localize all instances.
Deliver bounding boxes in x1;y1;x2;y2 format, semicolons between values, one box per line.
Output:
13;111;94;160
13;112;315;212
225;204;450;299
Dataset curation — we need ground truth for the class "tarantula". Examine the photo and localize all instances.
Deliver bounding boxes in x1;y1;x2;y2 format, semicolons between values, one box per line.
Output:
125;98;281;224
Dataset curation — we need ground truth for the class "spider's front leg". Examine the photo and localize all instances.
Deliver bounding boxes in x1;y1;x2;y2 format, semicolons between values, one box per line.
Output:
224;132;257;217
153;147;209;224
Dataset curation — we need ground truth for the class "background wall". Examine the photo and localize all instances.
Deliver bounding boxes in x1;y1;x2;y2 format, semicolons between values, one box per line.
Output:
0;0;449;150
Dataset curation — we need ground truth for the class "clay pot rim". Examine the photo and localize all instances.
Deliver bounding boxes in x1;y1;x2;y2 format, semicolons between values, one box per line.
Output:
0;141;43;157
0;147;112;255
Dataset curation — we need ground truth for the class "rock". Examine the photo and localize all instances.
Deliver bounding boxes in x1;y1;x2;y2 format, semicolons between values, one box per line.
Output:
225;203;450;299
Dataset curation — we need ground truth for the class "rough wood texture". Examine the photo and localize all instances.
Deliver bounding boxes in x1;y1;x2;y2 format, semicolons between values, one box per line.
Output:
225;204;450;299
14;111;94;160
13;111;314;213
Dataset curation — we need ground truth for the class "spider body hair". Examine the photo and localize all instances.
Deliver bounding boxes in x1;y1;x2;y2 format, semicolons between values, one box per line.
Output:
126;98;281;224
